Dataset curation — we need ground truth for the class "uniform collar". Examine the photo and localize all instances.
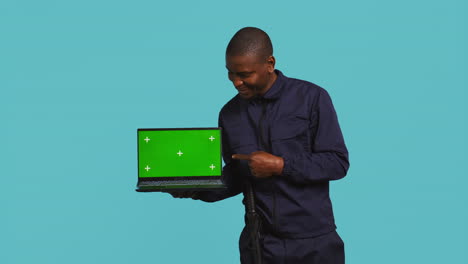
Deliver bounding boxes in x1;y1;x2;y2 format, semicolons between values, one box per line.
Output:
254;69;285;102
263;69;285;100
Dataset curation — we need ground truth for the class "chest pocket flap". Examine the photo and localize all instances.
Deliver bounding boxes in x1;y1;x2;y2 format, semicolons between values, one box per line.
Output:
271;116;310;140
270;116;312;155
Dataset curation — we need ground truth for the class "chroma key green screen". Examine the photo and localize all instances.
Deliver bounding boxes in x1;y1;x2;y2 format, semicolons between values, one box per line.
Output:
138;128;222;177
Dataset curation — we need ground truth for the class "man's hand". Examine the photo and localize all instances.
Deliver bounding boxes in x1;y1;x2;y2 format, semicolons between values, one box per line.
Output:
232;151;284;178
167;191;199;199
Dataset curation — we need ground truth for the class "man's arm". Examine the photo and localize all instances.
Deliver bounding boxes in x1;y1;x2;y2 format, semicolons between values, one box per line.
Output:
280;88;349;184
232;88;349;184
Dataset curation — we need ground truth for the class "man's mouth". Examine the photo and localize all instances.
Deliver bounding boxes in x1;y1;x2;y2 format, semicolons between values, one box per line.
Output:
236;86;250;93
238;89;250;96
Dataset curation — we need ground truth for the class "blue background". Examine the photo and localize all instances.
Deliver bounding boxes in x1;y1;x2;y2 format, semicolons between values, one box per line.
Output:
1;0;467;263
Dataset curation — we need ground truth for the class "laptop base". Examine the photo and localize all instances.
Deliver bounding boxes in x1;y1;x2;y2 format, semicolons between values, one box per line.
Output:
136;178;226;192
136;185;226;192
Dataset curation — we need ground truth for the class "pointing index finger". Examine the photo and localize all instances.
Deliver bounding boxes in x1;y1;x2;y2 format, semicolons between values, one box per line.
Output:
232;154;251;160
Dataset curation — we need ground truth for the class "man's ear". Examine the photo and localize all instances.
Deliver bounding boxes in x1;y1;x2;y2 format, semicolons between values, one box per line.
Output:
267;56;276;73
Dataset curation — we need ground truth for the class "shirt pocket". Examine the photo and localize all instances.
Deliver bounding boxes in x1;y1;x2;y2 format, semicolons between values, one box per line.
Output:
270;116;311;155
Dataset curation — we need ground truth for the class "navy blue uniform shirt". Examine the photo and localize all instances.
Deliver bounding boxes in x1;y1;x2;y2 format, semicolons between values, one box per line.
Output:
199;70;349;238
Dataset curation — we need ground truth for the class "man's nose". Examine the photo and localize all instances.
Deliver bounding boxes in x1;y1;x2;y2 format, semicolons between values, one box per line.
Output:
232;77;243;88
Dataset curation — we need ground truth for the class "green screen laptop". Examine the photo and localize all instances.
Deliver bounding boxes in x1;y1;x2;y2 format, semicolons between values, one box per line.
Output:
136;128;226;192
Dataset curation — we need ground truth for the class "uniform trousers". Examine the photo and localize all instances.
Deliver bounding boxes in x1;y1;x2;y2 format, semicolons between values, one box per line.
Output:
239;227;345;264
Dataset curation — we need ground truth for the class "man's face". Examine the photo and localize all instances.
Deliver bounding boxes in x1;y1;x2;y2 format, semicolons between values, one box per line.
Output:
225;54;275;100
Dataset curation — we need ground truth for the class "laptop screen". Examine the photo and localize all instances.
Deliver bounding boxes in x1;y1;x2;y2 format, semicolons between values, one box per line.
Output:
137;128;222;179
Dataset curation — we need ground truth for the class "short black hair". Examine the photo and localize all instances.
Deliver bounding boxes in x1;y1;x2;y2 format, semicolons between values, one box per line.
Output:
226;27;273;60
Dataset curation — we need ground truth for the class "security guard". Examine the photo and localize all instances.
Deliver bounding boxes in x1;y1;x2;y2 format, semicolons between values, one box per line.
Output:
172;27;349;264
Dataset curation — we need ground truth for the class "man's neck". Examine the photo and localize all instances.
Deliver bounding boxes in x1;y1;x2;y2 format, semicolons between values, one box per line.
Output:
259;71;278;96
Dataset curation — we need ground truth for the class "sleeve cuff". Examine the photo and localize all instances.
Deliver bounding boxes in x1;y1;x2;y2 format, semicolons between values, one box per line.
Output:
281;154;293;176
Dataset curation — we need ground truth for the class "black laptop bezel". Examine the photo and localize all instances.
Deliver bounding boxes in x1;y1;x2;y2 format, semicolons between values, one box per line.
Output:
137;127;223;183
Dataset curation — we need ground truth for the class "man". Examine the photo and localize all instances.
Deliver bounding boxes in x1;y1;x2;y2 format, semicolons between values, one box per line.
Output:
172;27;349;264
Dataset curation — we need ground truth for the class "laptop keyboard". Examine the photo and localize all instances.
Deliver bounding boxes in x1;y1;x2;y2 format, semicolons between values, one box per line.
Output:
139;179;223;186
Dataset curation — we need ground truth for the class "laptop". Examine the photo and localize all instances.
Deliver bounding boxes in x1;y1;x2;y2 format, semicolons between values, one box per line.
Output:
136;127;226;192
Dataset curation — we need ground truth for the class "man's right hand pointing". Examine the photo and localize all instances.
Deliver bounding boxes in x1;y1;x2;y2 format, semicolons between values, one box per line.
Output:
232;151;284;178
